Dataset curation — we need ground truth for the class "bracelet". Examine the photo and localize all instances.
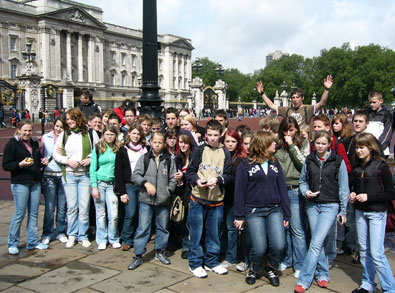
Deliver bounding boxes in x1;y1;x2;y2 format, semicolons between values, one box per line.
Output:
260;91;265;95
325;87;330;91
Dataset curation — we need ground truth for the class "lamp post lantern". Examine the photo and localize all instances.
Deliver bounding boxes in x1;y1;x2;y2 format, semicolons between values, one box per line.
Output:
215;63;224;79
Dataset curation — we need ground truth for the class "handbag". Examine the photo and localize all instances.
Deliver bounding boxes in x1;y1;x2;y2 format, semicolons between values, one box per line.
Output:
386;200;395;233
170;195;185;223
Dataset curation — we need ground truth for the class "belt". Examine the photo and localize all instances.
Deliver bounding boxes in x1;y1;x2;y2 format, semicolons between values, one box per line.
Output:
98;180;113;185
66;171;88;176
43;172;62;177
287;185;299;190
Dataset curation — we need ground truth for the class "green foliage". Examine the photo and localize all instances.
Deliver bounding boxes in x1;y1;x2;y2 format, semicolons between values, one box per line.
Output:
193;44;395;108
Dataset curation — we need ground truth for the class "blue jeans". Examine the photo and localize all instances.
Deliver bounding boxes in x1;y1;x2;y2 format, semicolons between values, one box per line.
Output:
187;200;223;270
297;202;339;289
343;202;358;254
8;182;41;249
95;181;119;244
133;202;169;255
356;210;395;293
62;173;91;241
281;188;308;271
224;205;239;263
245;205;285;273
121;183;139;246
324;220;337;263
41;175;67;240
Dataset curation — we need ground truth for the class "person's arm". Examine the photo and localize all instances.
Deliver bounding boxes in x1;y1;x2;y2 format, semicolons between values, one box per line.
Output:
276;163;291;221
369;163;395;202
131;155;146;187
2;139;19;171
288;143;307;172
114;149;127;196
299;163;310;197
314;75;333;112
256;81;277;111
168;158;177;193
89;148;99;188
336;142;351;173
185;147;201;185
53;132;68;165
337;160;350;218
218;148;232;187
378;111;393;150
234;163;248;220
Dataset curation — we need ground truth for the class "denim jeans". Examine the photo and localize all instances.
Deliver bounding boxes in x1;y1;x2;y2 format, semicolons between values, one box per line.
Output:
133;202;169;255
187;200;223;270
297;202;339;289
223;205;239;263
342;202;358;254
356;210;395;293
121;183;139;246
8;182;41;249
245;205;285;273
324;221;337;263
95;181;119;244
62;173;91;241
281;188;308;271
41;175;67;240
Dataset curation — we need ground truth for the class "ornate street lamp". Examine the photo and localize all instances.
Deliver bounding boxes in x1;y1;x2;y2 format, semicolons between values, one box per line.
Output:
192;58;203;75
21;43;37;76
215;63;224;79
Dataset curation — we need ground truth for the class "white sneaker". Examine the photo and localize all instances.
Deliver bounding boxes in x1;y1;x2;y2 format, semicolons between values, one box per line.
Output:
41;238;50;245
98;243;107;250
57;236;68;243
221;260;236;269
204;264;228;275
278;262;289;271
112;242;121;249
8;246;19;255
189;266;207;278
79;239;91;248
66;236;76;248
294;270;300;279
236;262;249;272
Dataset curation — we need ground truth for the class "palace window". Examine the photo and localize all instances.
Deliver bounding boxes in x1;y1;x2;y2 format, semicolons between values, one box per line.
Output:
10;36;17;51
10;64;17;79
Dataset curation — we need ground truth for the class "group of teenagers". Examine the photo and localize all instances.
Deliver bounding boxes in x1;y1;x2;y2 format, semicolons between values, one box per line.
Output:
3;78;395;293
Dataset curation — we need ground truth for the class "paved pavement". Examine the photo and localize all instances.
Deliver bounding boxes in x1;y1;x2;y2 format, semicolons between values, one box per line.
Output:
1;200;395;292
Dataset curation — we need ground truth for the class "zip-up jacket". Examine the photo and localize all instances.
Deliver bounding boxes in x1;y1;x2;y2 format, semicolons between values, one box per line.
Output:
2;136;42;184
89;145;116;188
350;158;395;212
234;159;291;221
41;131;62;173
132;150;176;206
366;106;392;155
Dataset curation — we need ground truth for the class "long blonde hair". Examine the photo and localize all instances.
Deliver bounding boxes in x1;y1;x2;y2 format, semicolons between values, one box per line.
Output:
99;125;122;154
249;131;275;164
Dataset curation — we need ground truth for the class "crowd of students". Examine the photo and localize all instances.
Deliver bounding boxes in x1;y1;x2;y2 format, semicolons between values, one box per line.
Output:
3;83;395;293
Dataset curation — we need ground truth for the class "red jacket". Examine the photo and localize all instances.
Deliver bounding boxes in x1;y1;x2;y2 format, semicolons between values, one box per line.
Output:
114;106;126;125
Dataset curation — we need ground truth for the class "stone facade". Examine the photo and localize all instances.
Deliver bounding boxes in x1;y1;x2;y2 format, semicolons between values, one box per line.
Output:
0;0;193;110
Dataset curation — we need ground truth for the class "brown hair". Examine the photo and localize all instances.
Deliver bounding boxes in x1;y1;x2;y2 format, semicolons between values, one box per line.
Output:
99;125;122;154
368;90;382;100
313;130;332;145
332;114;353;140
259;116;279;133
123;122;146;147
249;131;275;164
15;119;33;136
178;133;194;167
354;132;384;162
138;114;153;126
278;116;302;149
65;108;87;134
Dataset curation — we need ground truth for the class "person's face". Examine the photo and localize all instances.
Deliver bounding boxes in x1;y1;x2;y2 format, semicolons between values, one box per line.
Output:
268;140;277;153
166;113;177;129
102;114;109;126
178;139;190;153
214;116;226;128
129;128;141;144
369;97;382;111
315;136;330;156
353;115;368;134
206;129;221;147
313;120;329;133
356;145;371;162
89;117;102;132
180;119;193;131
66;114;77;129
151;136;164;155
108;118;120;131
300;130;308;140
243;137;251;152
166;136;177;148
140;121;151;135
332;119;343;134
124;111;135;126
283;125;297;139
103;130;116;144
224;135;238;152
291;94;304;108
80;95;87;104
19;124;33;141
54;120;64;136
151;123;162;133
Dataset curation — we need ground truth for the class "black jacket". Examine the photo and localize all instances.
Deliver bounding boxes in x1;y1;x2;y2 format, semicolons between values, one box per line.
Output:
80;100;101;119
2;137;42;184
114;146;133;196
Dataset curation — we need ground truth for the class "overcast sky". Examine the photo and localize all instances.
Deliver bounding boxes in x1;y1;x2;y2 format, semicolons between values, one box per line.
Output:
78;0;395;74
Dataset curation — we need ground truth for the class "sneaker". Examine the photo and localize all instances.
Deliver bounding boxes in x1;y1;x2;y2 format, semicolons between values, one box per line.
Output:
128;256;143;270
265;267;280;287
317;280;328;288
294;285;306;293
245;269;256;285
352;252;361;264
41;237;50;245
189;266;207;278
204;264;228;275
278;262;289;271
8;246;19;255
112;243;121;249
79;239;91;248
155;250;171;265
98;243;107;250
294;270;300;279
57;235;68;243
181;250;188;259
122;244;131;251
236;262;249;272
337;248;345;255
352;287;371;293
66;236;76;248
221;260;236;269
33;243;49;250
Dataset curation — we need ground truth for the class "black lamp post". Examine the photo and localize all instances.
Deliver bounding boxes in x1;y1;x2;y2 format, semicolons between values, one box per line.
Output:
138;0;163;118
215;63;224;79
192;58;203;75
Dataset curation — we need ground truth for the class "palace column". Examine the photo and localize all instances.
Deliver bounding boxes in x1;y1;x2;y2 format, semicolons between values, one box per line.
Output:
66;31;72;81
77;33;83;82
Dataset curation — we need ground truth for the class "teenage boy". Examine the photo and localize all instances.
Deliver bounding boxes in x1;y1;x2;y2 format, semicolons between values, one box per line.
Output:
214;109;229;138
151;117;163;133
137;114;153;143
121;108;137;133
256;75;333;128
164;107;179;132
79;89;101;119
108;114;125;142
186;120;232;278
365;91;392;156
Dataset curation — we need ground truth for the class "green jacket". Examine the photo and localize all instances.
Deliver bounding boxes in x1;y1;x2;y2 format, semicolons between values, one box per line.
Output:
274;139;309;186
89;145;116;188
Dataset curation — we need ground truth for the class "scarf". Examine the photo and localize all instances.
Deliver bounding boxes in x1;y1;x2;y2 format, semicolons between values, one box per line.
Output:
127;142;147;154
